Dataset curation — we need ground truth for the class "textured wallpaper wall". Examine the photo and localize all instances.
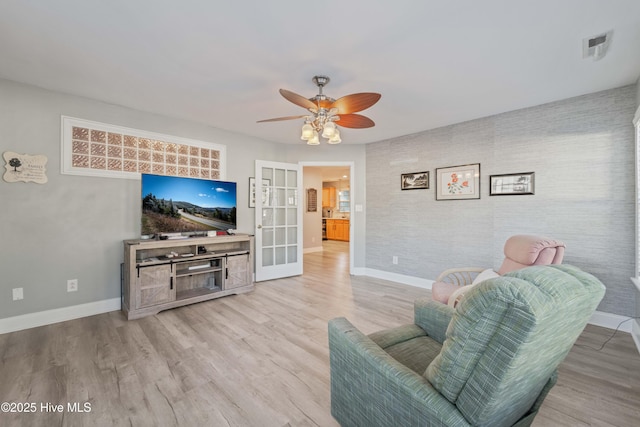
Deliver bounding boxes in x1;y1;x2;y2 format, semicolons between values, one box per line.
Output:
366;85;637;317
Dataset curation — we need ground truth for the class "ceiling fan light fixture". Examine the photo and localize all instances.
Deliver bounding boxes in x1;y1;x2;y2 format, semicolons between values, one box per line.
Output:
307;130;320;145
259;75;380;145
327;129;342;144
321;121;336;138
300;122;314;140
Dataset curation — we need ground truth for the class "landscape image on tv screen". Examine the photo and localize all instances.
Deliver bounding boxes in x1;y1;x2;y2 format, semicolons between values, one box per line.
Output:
141;174;237;236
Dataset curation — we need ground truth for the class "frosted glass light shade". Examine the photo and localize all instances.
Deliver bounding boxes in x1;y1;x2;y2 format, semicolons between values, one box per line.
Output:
300;123;314;140
328;129;341;144
321;121;336;138
307;130;320;145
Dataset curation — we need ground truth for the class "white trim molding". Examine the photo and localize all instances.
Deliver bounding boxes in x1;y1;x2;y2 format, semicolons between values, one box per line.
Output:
633;320;640;354
360;268;434;290
303;246;324;254
299;160;356;275
361;269;637;340
0;298;121;334
588;310;634;333
1;277;637;355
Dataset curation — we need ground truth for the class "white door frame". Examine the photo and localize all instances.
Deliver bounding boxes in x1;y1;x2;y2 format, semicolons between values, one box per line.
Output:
300;161;355;275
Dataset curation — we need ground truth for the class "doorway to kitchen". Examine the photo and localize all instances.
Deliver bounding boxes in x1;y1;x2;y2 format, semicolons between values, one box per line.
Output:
301;161;354;275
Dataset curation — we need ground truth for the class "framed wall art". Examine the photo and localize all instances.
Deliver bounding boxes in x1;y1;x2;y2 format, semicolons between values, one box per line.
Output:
401;171;429;190
490;172;535;195
3;151;48;184
249;177;271;207
435;163;480;200
307;188;318;212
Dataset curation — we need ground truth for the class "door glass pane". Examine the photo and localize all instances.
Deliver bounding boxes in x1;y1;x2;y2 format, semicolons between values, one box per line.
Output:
262;167;273;182
275;168;286;187
287;208;297;225
275;208;286;226
262;248;273;267
287;189;298;206
262;209;273;226
288;245;297;263
275;188;286;207
263;187;272;206
287;170;297;186
275;247;286;264
275;227;286;245
262;227;274;246
287;227;297;244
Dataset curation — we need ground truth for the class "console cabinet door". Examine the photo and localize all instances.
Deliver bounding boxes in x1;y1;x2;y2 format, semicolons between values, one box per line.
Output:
225;254;251;290
136;264;175;308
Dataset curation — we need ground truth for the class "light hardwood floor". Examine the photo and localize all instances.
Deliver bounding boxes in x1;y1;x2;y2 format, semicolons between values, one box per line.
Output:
0;241;639;426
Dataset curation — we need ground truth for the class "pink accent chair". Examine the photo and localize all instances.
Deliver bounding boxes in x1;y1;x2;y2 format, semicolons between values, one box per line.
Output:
431;235;566;307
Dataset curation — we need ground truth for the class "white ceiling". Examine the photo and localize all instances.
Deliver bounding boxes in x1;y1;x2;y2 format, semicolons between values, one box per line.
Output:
305;166;351;183
1;1;639;146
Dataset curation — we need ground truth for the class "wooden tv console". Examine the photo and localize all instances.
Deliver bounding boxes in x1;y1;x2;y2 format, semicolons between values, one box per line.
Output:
122;234;254;320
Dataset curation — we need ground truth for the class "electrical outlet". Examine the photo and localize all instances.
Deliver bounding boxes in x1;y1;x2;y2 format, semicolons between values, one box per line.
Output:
12;287;24;301
67;279;78;292
392;256;398;265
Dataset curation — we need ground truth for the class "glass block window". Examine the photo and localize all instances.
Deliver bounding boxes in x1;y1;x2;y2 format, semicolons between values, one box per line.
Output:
61;116;226;180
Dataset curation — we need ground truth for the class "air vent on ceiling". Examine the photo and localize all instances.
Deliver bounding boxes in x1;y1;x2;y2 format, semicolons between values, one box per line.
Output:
583;31;612;61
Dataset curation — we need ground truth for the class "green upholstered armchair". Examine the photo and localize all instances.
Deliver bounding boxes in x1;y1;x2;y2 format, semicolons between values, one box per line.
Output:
328;265;605;427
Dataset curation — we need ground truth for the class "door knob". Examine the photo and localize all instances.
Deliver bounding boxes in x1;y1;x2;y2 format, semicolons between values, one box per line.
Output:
257;224;262;229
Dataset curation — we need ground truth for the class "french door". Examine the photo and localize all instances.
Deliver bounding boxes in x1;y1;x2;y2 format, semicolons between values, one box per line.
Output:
254;161;303;281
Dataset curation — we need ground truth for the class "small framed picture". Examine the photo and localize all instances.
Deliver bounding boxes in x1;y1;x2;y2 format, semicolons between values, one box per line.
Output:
306;188;318;212
435;163;480;200
490;172;535;196
249;177;271;207
401;171;429;190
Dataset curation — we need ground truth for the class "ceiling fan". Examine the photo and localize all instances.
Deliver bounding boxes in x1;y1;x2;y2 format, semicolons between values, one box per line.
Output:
257;75;381;144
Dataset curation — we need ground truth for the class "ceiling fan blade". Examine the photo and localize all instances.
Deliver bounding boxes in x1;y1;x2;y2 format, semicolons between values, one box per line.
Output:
331;93;381;114
279;89;317;111
335;114;375;129
257;115;307;123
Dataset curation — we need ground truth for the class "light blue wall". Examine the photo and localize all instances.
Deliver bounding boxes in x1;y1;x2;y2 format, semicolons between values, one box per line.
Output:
0;79;282;319
366;85;637;317
2;77;636;321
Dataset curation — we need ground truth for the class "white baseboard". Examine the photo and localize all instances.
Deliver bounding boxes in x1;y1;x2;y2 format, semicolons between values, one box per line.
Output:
352;267;367;276
632;320;640;354
303;246;324;254
0;298;121;334
2;276;637;353
358;267;434;289
588;310;634;332
359;268;636;337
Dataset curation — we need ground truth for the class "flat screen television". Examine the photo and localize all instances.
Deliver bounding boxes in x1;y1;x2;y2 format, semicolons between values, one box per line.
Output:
141;173;237;237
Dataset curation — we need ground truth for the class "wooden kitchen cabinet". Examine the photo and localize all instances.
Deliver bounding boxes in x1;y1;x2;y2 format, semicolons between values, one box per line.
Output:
322;187;336;208
326;219;349;241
